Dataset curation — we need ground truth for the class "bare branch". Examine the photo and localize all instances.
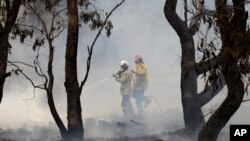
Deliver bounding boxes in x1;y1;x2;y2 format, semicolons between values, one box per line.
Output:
8;61;46;90
8;60;36;69
79;0;125;92
242;99;250;103
16;23;44;35
33;52;48;86
24;3;49;38
49;8;67;38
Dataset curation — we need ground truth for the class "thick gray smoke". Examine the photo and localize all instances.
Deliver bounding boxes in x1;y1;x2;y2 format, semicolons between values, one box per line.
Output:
0;0;249;140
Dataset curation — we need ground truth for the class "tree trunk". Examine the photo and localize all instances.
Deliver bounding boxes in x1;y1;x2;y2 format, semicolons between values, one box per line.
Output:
198;63;244;141
198;0;247;140
0;0;21;103
164;0;228;134
65;0;83;140
0;34;9;103
47;41;68;140
164;0;204;133
180;34;205;133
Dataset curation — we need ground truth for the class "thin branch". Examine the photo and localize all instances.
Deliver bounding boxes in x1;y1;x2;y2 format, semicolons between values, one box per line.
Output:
25;3;49;38
79;0;125;92
16;23;44;35
242;99;250;103
52;25;66;40
33;51;48;87
49;8;67;38
8;61;45;90
8;60;36;69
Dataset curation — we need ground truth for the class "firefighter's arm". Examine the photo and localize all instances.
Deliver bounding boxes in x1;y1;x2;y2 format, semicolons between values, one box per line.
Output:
136;64;147;76
116;72;131;83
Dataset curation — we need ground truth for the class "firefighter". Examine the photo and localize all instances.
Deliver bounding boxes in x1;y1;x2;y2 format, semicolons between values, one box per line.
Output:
113;60;134;116
131;54;151;113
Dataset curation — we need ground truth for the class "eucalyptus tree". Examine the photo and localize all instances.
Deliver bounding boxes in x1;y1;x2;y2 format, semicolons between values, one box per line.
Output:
165;1;250;140
0;0;21;103
9;0;125;140
164;0;225;133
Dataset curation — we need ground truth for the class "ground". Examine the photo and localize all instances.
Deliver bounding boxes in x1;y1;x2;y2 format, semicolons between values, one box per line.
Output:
0;110;229;141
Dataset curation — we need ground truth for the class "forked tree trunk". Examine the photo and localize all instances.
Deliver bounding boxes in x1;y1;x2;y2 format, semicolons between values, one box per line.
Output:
198;63;244;141
198;0;247;140
164;0;204;133
164;0;226;134
65;0;84;140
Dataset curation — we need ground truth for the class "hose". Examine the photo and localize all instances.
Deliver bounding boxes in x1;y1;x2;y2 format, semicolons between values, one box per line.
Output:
145;95;162;112
57;76;113;106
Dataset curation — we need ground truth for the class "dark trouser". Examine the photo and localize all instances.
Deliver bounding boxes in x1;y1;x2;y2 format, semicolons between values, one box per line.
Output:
121;95;134;116
132;90;150;113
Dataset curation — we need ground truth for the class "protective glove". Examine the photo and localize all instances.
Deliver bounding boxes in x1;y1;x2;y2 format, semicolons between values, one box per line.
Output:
131;70;136;73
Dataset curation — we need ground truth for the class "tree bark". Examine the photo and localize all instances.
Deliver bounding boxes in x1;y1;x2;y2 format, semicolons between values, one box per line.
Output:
65;0;83;140
164;0;205;133
198;73;226;107
180;34;205;133
164;0;227;134
0;0;21;103
0;34;9;103
198;0;247;140
47;41;68;140
198;63;244;141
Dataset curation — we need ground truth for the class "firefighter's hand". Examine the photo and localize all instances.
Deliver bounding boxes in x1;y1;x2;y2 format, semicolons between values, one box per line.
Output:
112;74;116;78
131;70;135;73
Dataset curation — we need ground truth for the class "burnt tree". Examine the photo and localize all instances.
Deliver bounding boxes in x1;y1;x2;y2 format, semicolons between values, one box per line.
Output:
65;0;125;139
65;0;84;140
198;0;248;140
8;0;125;140
164;0;226;133
0;0;21;103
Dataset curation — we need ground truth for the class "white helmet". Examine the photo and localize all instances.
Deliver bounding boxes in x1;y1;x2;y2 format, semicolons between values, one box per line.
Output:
120;60;128;66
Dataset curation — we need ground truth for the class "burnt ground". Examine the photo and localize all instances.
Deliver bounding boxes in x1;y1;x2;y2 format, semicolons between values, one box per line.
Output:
0;110;230;141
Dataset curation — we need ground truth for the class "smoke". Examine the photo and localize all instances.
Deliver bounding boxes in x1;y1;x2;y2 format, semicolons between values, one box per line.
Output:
0;0;249;140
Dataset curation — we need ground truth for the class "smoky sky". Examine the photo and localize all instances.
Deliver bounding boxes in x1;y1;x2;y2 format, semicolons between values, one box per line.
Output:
0;0;249;130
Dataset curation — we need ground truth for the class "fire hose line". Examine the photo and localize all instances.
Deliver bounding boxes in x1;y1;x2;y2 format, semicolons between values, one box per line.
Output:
145;96;162;113
56;75;163;114
57;76;113;106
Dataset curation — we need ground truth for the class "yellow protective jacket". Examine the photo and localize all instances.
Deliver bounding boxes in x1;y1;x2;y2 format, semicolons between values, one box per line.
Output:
134;63;148;90
115;69;133;95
